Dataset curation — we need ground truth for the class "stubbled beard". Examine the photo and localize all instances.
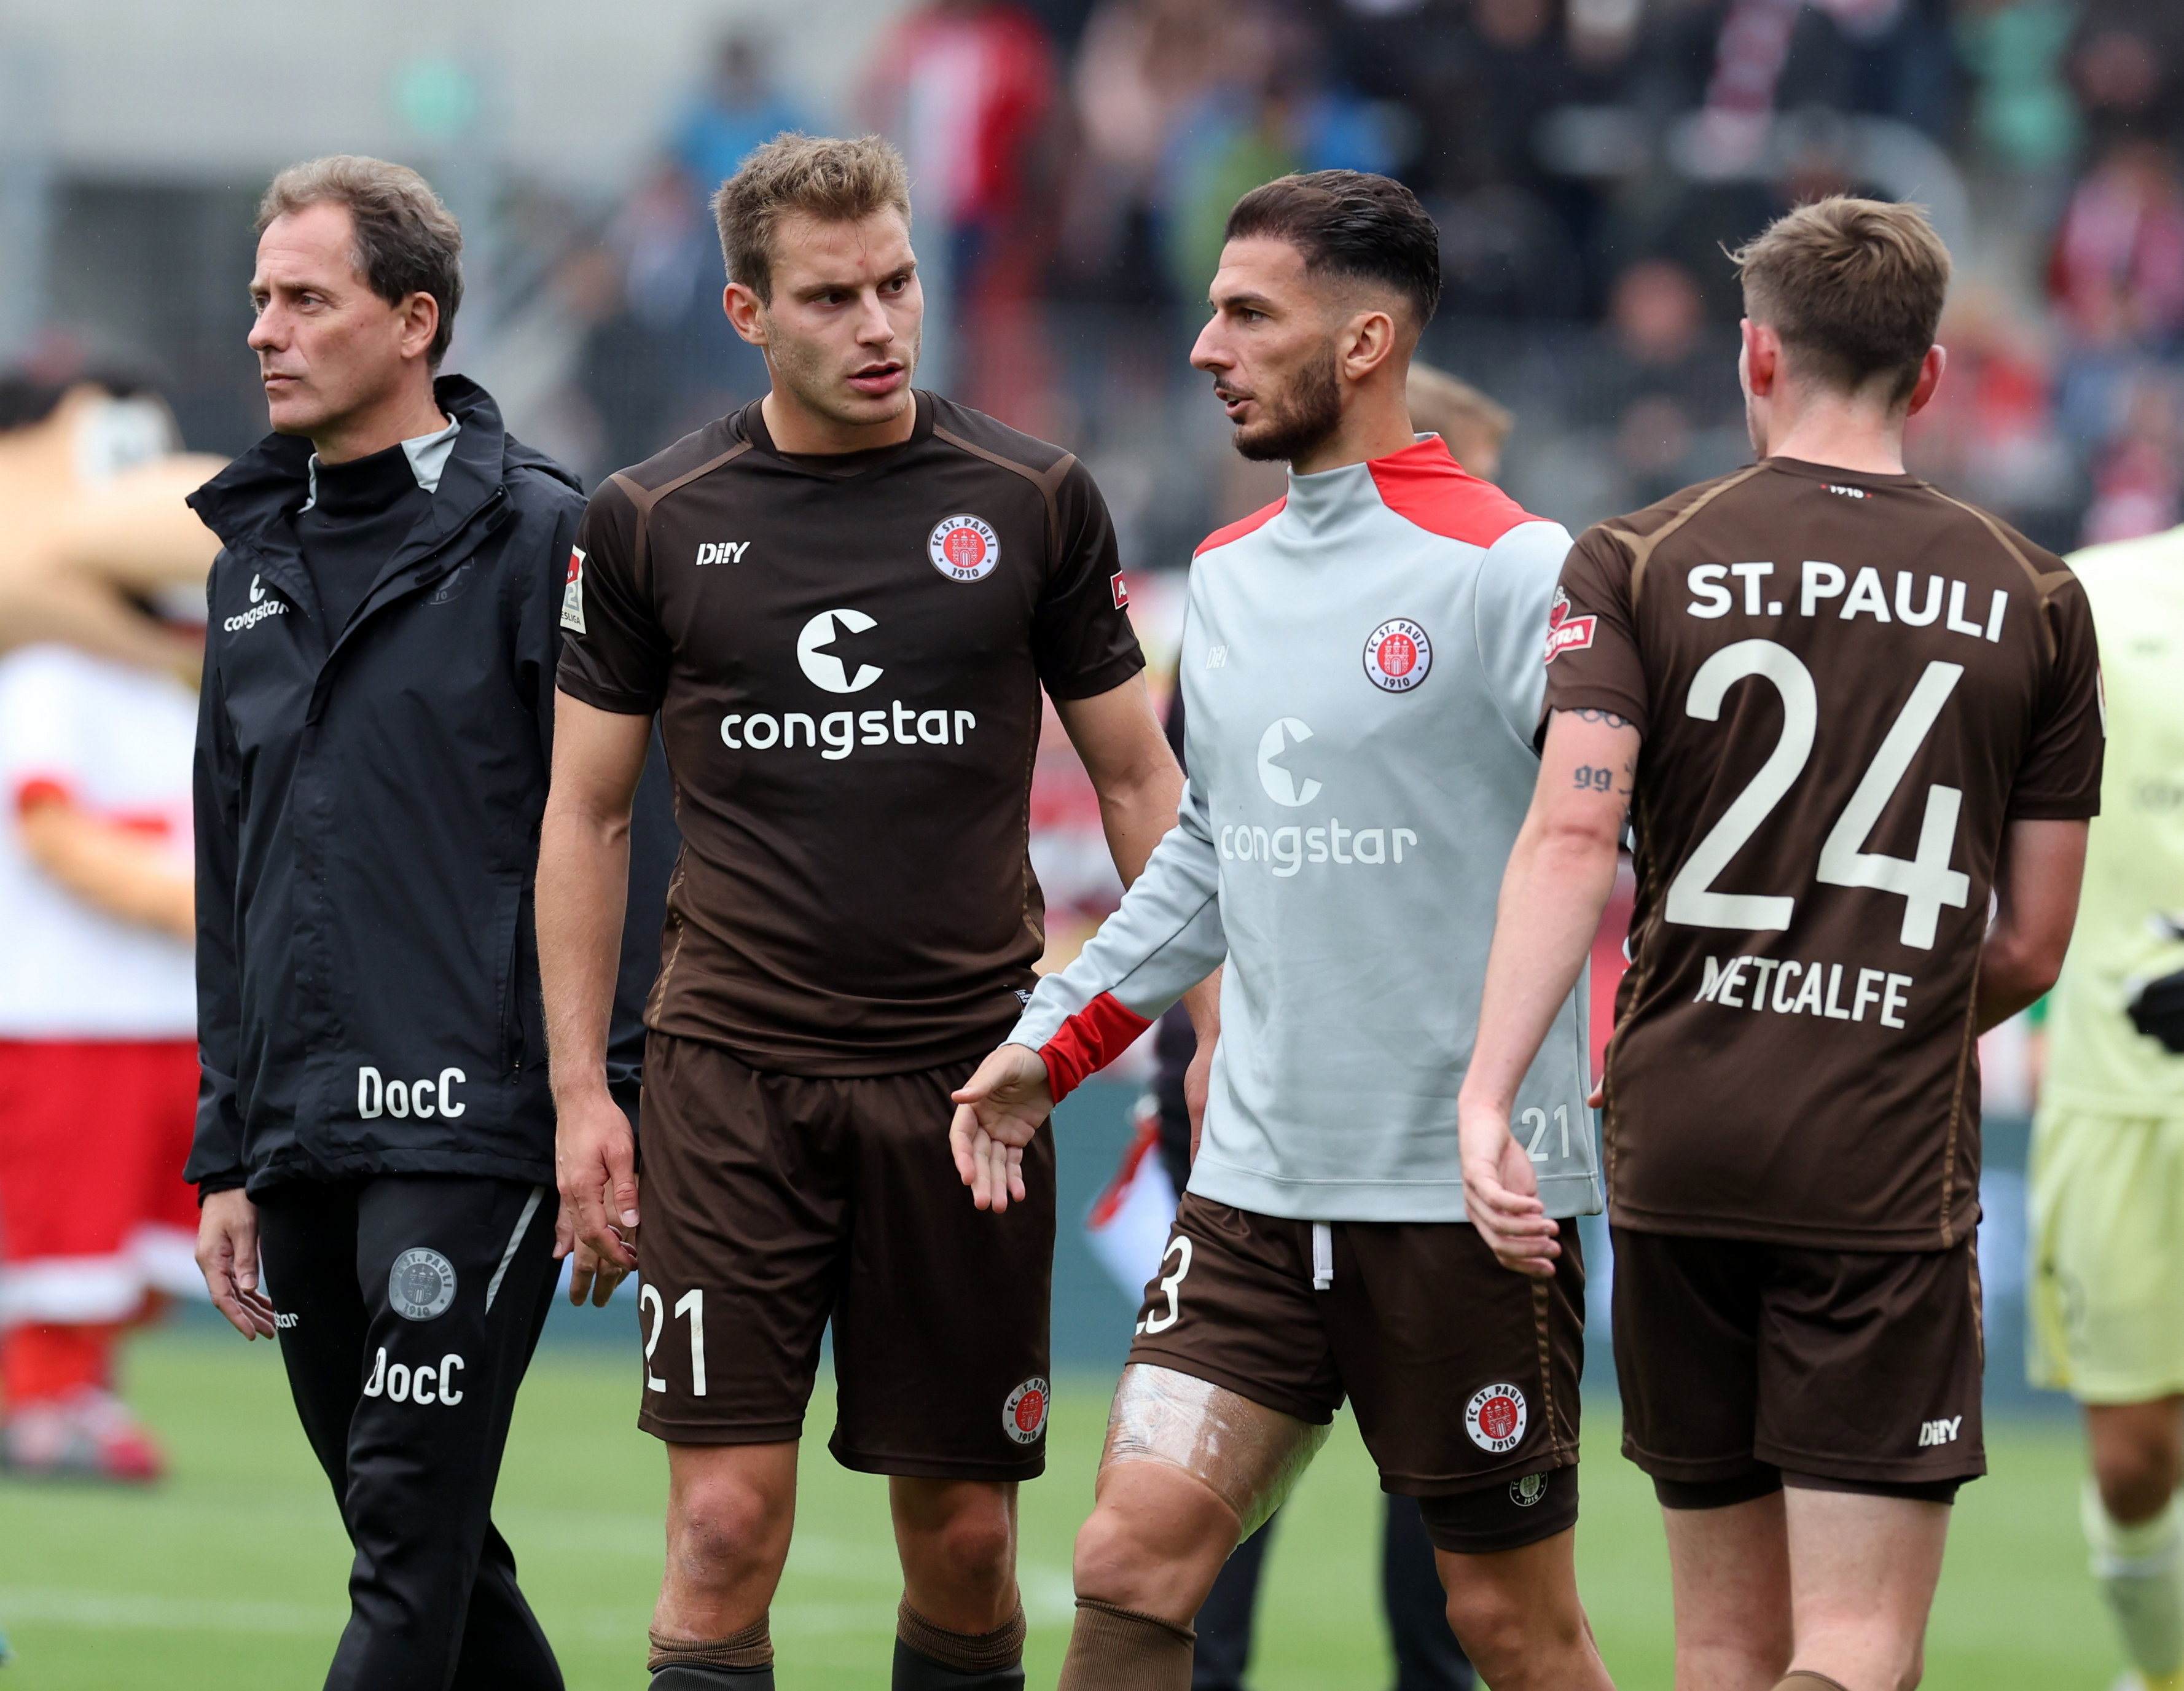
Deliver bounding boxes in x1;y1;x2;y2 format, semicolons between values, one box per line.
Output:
1231;342;1342;463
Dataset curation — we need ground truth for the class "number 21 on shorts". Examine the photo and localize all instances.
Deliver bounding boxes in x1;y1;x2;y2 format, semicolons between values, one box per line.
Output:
1666;641;1971;948
641;1283;708;1396
1137;1236;1193;1336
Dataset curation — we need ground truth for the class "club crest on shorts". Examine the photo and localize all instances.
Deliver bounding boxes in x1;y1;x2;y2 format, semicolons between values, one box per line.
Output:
1363;619;1431;693
1003;1377;1049;1445
1509;1471;1550;1507
1464;1383;1528;1453
389;1248;457;1321
929;514;1001;583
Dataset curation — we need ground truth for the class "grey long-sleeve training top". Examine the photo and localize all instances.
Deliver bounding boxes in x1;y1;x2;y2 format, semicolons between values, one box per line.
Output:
1008;435;1602;1224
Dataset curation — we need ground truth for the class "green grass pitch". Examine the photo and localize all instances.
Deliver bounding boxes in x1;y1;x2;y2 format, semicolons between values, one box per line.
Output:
0;1328;2121;1687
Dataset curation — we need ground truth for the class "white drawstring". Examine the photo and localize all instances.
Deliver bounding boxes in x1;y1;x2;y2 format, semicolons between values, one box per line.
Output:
1312;1224;1334;1291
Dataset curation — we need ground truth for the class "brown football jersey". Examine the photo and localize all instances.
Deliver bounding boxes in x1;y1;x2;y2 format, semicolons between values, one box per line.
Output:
557;392;1143;1076
1545;456;2103;1250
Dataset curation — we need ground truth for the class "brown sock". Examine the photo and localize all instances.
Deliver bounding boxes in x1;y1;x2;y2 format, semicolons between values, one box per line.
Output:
897;1598;1028;1673
1055;1597;1195;1691
648;1617;772;1673
1775;1674;1850;1691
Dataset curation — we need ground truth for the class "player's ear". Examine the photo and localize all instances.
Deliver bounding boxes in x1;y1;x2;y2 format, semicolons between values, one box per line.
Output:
1739;319;1777;399
723;281;767;347
1341;308;1397;383
1904;343;1946;416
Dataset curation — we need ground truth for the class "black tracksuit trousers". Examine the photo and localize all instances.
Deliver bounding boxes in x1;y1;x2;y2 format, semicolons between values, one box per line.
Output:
257;1174;563;1691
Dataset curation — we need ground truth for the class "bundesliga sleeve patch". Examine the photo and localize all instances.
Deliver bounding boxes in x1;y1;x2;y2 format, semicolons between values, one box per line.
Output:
1363;618;1431;692
1112;571;1129;609
1543;586;1594;663
560;546;587;634
929;514;1000;582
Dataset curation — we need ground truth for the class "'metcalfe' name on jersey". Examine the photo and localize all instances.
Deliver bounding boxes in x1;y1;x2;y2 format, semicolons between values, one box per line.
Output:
1685;560;2010;641
1693;955;1912;1026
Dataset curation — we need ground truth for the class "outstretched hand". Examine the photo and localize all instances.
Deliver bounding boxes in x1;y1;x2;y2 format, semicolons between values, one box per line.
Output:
1457;1099;1561;1277
949;1044;1052;1213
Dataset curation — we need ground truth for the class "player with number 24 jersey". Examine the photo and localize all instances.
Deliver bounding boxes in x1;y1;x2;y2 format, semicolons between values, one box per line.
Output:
1549;460;2104;1251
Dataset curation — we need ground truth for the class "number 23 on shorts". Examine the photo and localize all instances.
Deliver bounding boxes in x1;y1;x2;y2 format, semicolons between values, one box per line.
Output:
1138;1236;1193;1337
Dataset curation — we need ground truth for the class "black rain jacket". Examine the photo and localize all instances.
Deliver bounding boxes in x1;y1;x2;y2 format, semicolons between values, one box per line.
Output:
185;377;646;1196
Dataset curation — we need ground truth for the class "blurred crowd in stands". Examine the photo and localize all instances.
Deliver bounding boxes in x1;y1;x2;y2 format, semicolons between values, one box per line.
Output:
546;0;2184;567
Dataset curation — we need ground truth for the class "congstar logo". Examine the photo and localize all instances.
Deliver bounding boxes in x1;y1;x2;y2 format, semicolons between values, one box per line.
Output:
796;609;884;693
720;610;976;762
1224;714;1420;875
224;573;290;633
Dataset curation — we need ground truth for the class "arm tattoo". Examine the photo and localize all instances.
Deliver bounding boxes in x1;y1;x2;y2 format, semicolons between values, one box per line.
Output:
1570;708;1633;730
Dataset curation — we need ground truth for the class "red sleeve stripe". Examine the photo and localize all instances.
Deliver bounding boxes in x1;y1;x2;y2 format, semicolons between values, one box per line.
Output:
1039;991;1153;1104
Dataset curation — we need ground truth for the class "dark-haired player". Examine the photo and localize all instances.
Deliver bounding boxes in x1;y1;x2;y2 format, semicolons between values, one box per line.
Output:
1460;197;2102;1691
952;171;1610;1691
539;134;1191;1691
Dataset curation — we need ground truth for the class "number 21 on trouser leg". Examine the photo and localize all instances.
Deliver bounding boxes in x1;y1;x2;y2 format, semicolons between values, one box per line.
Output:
1667;640;1970;947
642;1284;708;1396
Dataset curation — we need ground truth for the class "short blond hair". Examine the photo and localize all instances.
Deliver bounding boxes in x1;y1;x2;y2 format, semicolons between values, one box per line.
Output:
1407;364;1513;452
259;156;463;367
1731;196;1950;403
712;133;912;303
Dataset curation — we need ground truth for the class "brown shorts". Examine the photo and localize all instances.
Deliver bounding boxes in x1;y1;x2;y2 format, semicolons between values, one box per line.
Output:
1611;1228;1986;1494
635;1033;1055;1480
1127;1193;1586;1551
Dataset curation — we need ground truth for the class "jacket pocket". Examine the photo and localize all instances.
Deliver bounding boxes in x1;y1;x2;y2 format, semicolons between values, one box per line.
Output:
494;880;529;1076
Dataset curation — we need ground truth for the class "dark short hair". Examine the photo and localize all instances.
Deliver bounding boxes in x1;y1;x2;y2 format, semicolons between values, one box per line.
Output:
1731;196;1950;402
1224;170;1442;329
258;156;464;367
713;133;912;305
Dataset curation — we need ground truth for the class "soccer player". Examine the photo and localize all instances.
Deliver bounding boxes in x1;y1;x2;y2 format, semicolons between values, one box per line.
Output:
187;157;657;1690
2027;518;2184;1691
1457;197;2103;1691
950;170;1610;1691
541;135;1186;1691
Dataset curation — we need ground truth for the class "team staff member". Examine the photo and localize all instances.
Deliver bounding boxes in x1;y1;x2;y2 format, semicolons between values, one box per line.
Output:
953;172;1608;1691
1460;198;2100;1691
2027;520;2184;1691
542;134;1192;1691
188;157;656;1690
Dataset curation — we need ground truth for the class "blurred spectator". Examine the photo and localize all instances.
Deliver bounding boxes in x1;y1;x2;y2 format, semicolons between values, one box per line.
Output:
864;0;1062;416
1904;283;2078;545
2067;0;2184;155
1582;257;1744;504
2048;139;2184;351
671;34;813;196
1060;0;1270;304
1954;0;2083;173
2082;372;2183;545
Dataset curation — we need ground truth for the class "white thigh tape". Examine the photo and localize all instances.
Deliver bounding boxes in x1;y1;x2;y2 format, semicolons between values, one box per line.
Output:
1103;1363;1331;1539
